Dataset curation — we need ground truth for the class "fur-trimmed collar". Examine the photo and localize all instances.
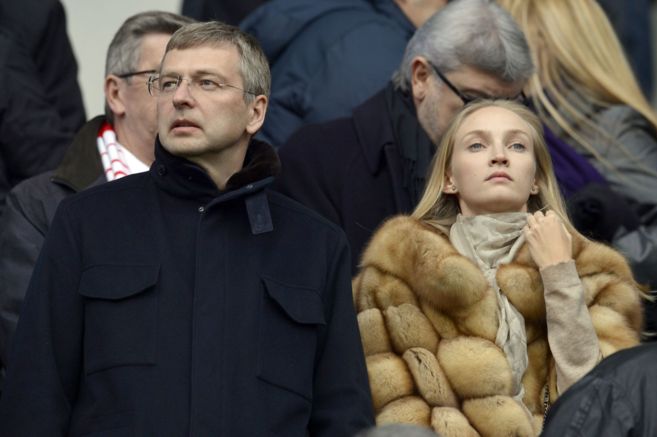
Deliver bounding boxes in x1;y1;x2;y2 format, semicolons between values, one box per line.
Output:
225;139;281;191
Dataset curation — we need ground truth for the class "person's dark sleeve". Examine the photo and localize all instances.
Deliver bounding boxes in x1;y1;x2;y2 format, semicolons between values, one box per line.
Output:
541;377;635;437
0;32;72;213
258;20;407;147
0;181;50;370
309;231;374;436
567;181;657;292
0;202;83;435
33;0;86;133
274;125;343;227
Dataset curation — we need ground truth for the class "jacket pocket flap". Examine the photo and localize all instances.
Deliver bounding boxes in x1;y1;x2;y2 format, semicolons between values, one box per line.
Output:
262;277;325;325
79;264;160;300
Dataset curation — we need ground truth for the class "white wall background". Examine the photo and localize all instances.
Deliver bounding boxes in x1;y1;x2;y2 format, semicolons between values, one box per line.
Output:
61;0;182;117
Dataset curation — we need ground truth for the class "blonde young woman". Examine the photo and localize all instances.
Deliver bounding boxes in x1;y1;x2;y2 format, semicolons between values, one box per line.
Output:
353;100;643;436
497;0;657;294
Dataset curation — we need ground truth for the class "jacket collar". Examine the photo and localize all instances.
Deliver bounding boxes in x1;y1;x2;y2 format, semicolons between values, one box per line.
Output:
151;137;281;207
51;115;105;192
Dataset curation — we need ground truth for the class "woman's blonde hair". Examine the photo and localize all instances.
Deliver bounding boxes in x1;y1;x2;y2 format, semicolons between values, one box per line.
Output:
497;0;657;173
413;100;571;229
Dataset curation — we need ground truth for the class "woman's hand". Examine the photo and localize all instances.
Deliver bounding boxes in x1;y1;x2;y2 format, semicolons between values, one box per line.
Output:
524;210;573;269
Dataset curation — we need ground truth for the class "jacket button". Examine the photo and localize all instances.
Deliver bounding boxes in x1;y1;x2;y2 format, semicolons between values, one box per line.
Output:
198;206;205;213
246;184;253;190
157;165;167;176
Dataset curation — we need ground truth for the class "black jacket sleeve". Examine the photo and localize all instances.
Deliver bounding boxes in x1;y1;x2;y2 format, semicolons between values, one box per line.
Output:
0;171;63;377
0;32;73;215
0;201;84;435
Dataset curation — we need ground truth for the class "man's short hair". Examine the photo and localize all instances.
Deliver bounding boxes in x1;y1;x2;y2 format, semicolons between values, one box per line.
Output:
164;21;271;103
393;0;534;91
104;11;194;123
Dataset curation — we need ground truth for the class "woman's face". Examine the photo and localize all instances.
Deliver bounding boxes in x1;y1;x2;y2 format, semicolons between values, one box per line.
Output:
444;106;539;216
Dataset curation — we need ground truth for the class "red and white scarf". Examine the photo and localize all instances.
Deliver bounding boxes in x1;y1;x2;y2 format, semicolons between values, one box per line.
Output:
96;122;148;181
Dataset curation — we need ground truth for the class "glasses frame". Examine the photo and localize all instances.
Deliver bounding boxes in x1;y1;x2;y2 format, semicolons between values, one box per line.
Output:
147;74;255;97
117;69;158;79
427;61;528;106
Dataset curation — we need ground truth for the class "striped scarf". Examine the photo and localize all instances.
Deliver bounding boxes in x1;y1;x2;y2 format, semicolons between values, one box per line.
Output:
96;122;131;181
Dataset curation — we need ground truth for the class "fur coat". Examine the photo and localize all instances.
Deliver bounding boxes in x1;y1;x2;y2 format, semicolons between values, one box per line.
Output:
352;215;643;437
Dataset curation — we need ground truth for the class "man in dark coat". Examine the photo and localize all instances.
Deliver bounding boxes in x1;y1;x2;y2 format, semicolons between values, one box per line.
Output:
0;21;373;436
0;0;86;134
240;0;447;147
0;10;194;388
541;342;657;437
0;29;73;216
275;0;534;272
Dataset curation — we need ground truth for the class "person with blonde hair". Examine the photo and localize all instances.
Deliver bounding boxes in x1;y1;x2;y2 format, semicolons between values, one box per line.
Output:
353;100;643;436
497;0;657;302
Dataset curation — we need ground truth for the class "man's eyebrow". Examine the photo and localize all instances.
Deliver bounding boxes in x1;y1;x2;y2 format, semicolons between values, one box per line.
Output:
159;69;226;80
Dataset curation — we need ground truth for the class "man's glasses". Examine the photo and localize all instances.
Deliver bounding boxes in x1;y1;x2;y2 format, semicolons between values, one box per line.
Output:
117;69;158;79
147;74;255;97
427;62;528;106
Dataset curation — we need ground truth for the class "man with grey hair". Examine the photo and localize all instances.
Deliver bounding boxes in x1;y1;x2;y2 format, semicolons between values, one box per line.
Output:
0;10;193;388
275;0;534;272
0;21;373;436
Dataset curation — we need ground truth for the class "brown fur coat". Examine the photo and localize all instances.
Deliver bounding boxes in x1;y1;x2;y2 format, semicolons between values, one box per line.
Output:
353;216;643;437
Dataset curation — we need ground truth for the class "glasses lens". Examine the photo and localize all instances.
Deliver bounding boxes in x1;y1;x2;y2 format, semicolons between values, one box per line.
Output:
148;76;158;96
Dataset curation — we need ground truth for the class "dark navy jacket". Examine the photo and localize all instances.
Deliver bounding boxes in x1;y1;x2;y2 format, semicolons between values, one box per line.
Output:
241;0;414;147
0;139;374;436
275;87;413;273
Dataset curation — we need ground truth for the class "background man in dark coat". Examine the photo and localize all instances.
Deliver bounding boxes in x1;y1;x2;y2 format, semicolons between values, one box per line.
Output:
0;10;194;389
0;21;373;436
240;0;447;147
274;0;534;272
0;0;87;216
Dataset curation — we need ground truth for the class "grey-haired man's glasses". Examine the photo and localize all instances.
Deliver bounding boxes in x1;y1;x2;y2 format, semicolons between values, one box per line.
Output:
117;69;157;79
427;62;528;106
147;74;255;97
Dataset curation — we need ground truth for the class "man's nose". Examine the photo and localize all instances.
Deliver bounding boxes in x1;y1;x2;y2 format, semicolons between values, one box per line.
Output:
172;78;194;106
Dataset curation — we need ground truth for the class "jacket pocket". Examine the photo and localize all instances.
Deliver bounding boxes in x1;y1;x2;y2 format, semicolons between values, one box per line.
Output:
78;264;159;375
258;277;325;401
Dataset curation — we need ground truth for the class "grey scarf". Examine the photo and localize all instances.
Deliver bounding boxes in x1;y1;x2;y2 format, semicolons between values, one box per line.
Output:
450;213;529;402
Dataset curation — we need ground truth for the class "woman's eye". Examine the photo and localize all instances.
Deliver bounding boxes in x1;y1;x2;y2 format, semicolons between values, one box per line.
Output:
509;142;527;151
467;142;484;151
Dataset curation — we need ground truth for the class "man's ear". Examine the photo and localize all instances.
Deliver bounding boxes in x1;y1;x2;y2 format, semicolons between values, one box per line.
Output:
410;56;433;102
105;75;126;117
246;95;268;135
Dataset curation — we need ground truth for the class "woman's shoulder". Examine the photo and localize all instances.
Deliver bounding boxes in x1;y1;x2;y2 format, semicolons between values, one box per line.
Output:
360;215;452;265
571;234;635;281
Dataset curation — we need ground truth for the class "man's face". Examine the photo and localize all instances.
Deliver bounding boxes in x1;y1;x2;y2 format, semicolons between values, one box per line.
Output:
116;33;171;156
414;63;526;145
156;45;261;163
